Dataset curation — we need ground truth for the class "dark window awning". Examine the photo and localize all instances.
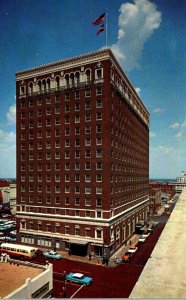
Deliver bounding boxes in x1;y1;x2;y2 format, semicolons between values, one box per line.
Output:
69;239;89;245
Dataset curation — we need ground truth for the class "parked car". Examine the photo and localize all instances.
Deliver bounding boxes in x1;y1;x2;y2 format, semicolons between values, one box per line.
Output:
143;231;151;238
66;272;93;285
138;235;146;243
122;252;133;262
128;246;138;253
43;250;62;260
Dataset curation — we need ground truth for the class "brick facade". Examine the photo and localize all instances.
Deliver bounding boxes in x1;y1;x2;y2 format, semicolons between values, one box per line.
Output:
16;49;150;257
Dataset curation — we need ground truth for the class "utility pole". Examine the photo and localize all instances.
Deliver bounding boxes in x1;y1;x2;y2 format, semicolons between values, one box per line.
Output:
63;271;67;298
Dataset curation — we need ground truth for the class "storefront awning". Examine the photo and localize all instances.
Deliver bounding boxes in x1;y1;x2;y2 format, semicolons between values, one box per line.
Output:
69;239;89;245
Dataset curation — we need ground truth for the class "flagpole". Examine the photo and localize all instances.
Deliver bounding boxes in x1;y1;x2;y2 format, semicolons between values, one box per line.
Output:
105;9;108;47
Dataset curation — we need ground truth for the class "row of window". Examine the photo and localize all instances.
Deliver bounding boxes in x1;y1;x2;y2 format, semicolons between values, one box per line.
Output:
21;150;103;161
21;98;102;110
21;112;103;123
20;197;102;207
21;185;103;194
21;174;103;183
20;124;102;139
21;138;102;150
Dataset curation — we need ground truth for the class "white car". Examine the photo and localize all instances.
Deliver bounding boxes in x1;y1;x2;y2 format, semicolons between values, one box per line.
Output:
143;231;151;238
138;235;146;243
128;246;138;253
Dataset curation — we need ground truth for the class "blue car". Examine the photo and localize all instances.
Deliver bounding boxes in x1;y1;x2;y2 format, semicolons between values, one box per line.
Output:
66;272;93;285
43;250;62;260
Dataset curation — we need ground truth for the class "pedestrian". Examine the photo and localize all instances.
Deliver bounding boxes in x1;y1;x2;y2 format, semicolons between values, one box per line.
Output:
89;253;92;261
0;254;3;263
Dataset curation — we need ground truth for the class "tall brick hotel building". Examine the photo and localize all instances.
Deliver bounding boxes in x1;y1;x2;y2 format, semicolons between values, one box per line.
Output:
16;49;149;257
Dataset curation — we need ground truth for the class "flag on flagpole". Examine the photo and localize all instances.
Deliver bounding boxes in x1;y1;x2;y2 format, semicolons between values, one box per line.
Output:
96;24;104;35
92;13;105;25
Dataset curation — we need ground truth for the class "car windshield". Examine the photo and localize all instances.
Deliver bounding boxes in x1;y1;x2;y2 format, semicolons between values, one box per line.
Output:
49;251;57;255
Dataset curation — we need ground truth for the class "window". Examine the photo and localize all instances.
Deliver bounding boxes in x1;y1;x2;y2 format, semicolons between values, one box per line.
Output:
96;137;102;145
75;91;80;99
96;86;102;95
85;174;91;182
85;187;91;194
37;109;42;116
85;211;91;218
55;129;60;137
55;174;60;182
85;150;91;158
85;228;91;237
75;103;80;111
85;89;91;97
85;126;91;134
85;198;91;206
96;68;102;80
96;99;102;108
96;211;102;218
55;152;60;159
46;130;51;138
96;229;102;239
65;116;70;124
96;124;102;133
55;117;60;125
46;185;51;193
96;187;102;194
55;163;60;171
85;138;91;146
96;112;102;120
75;227;80;236
46;97;51;104
46;196;51;204
75;139;80;147
65;163;70;170
65;186;70;193
65;104;70;112
75;150;80;159
46;107;51;115
75;198;80;206
75;174;80;182
55;106;60;114
46;119;51;126
85;114;91;122
65;128;70;136
46;152;51;160
29;111;33;117
55;197;60;204
65;140;70;147
75;115;80;123
65;197;70;205
75;210;80;216
85;162;91;170
65;226;70;234
96;162;102;170
46;174;51;182
75;186;80;194
55;186;60;193
65;93;70;101
55;95;60;103
85;101;91;110
96;174;102;182
65;174;70;182
75;162;80;170
65;151;70;159
96;199;102;207
55;141;60;148
75;127;80;135
96;149;102;158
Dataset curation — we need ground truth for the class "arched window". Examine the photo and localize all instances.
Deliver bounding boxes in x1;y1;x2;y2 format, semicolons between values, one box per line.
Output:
56;76;60;90
38;80;42;93
42;79;46;92
28;82;33;95
85;69;91;84
75;72;80;86
47;78;51;91
70;73;75;87
65;74;69;88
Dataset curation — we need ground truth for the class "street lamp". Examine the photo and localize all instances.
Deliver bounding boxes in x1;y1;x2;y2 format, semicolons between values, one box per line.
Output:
63;271;67;298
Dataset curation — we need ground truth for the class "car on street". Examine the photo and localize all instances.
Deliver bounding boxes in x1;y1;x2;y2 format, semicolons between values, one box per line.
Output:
128;246;138;253
138;235;147;243
43;250;62;260
122;252;133;262
142;231;151;238
65;272;93;285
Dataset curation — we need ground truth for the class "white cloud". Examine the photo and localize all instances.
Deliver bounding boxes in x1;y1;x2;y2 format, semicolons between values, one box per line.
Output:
111;0;161;71
0;128;16;178
7;104;16;124
170;122;180;129
174;116;186;142
150;131;156;138
152;107;165;114
135;87;141;95
150;145;184;179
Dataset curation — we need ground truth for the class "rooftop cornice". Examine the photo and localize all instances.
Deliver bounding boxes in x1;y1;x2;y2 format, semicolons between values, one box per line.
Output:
16;48;112;77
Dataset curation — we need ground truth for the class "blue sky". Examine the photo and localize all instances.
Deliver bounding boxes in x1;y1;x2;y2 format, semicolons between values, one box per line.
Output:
0;0;186;179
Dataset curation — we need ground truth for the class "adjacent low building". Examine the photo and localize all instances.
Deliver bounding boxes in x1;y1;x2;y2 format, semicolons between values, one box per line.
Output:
0;260;53;298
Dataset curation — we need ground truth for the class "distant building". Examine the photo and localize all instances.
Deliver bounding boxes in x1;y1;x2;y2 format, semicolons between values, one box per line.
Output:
0;181;16;216
175;171;186;193
149;188;161;214
149;181;175;197
16;48;150;257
